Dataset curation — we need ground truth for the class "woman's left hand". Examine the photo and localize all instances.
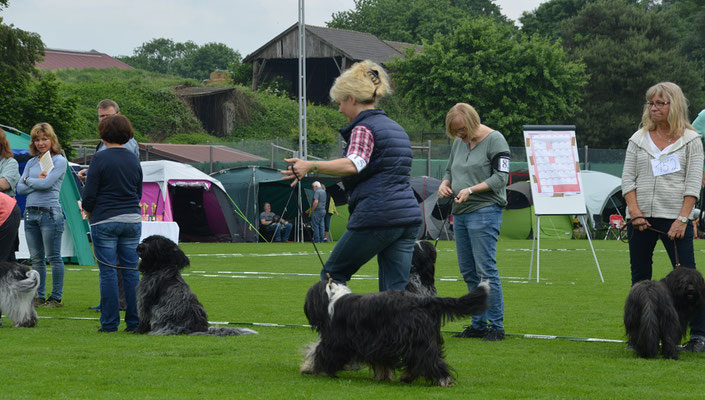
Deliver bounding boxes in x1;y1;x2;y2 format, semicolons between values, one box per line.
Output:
38;171;48;179
454;188;471;203
668;219;688;240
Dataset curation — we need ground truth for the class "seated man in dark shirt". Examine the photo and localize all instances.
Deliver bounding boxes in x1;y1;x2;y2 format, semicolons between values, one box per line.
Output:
259;202;292;242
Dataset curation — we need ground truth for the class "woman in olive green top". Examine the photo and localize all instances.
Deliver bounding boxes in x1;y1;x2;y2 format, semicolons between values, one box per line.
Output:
438;103;510;341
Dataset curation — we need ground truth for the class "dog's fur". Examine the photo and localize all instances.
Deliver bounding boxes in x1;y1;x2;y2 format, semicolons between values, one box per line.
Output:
405;240;437;296
302;280;489;386
0;262;40;327
624;267;705;359
135;235;257;336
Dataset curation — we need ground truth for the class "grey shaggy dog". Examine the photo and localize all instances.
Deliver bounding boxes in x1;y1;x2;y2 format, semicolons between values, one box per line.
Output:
0;262;40;327
134;235;257;336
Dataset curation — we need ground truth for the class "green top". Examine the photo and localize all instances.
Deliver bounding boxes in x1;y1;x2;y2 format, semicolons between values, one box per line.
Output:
693;109;705;137
442;130;509;215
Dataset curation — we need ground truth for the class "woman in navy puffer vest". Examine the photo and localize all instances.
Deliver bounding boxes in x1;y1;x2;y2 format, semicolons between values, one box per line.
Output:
282;60;421;291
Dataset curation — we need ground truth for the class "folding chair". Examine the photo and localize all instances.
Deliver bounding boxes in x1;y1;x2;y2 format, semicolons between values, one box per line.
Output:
605;214;625;240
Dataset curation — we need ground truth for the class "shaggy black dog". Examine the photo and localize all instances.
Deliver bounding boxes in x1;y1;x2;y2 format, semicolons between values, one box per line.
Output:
405;240;437;296
135;235;257;336
624;267;705;359
301;280;489;386
0;262;40;327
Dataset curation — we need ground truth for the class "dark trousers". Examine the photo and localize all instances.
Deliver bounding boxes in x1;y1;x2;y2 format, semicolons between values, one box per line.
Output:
0;204;20;261
627;217;705;337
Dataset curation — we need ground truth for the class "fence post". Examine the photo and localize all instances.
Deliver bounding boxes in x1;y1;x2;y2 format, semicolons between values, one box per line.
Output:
427;140;431;177
146;145;151;161
584;145;589;171
208;141;213;174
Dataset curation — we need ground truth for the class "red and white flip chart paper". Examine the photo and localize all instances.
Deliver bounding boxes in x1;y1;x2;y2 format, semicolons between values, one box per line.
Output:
525;131;581;196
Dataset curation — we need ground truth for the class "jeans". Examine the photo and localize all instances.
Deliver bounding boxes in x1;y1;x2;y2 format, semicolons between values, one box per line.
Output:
24;207;65;300
311;211;326;243
627;217;705;336
264;221;293;242
91;222;141;332
321;223;421;291
453;205;504;331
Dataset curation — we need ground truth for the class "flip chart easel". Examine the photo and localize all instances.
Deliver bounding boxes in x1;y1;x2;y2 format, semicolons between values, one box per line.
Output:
524;125;603;283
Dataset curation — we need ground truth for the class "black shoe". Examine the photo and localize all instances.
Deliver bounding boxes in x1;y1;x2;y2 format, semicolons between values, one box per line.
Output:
41;298;63;308
33;297;47;307
97;328;117;333
453;326;488;338
682;337;705;353
483;328;506;342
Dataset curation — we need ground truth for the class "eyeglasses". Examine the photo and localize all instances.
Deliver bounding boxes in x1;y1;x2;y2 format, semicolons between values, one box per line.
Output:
98;112;118;120
646;101;670;109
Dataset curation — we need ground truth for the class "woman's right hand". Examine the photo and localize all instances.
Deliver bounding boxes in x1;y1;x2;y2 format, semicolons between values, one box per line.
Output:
438;182;454;199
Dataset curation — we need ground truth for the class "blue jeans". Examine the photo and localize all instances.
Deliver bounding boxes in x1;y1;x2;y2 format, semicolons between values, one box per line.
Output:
264;221;293;242
24;207;65;300
627;217;705;337
454;205;504;331
321;223;421;291
91;222;141;332
311;211;326;243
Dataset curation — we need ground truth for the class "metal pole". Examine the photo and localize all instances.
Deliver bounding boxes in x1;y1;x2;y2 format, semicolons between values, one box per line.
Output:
584;145;588;170
208;141;213;174
298;0;307;161
427;139;431;177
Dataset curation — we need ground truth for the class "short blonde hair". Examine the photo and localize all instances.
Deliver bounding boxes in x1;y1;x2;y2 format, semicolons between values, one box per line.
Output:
445;103;481;140
329;60;392;106
29;123;62;156
640;82;693;138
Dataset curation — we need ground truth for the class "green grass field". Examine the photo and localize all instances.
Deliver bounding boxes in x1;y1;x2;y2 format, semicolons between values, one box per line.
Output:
2;239;705;399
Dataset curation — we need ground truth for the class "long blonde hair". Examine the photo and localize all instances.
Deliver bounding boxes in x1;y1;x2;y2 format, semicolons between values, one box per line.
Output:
640;82;693;138
329;60;392;106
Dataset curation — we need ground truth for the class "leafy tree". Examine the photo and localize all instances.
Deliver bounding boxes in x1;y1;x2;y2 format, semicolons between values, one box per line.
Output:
119;38;244;81
328;0;508;43
519;0;592;39
118;38;197;75
657;0;705;80
559;0;705;148
0;8;77;152
388;18;587;145
173;42;241;81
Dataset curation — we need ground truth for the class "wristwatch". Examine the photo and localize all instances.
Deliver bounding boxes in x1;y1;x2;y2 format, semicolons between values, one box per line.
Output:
466;187;473;195
677;216;688;223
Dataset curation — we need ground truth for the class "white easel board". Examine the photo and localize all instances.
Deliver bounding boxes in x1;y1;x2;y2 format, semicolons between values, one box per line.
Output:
523;125;603;283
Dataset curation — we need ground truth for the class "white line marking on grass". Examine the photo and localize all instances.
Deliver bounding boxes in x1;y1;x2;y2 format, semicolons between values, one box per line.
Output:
33;316;626;343
187;251;329;258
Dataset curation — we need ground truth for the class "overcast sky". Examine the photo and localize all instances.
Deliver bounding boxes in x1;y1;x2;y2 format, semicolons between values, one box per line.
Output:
2;0;545;58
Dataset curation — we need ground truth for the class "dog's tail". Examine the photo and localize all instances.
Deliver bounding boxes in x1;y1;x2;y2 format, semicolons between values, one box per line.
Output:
425;281;489;323
190;326;259;337
18;269;41;292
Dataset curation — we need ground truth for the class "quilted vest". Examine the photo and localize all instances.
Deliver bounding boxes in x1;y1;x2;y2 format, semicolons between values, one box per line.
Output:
340;109;422;229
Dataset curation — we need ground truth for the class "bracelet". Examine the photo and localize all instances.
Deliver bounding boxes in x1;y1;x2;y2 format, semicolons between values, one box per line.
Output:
467;187;473;195
311;163;319;174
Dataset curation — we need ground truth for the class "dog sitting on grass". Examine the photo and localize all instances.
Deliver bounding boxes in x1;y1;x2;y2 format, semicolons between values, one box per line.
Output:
624;267;705;359
405;240;437;296
301;279;489;386
0;262;40;327
134;235;257;336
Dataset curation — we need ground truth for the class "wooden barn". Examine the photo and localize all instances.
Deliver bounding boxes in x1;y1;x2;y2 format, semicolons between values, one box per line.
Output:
243;24;421;104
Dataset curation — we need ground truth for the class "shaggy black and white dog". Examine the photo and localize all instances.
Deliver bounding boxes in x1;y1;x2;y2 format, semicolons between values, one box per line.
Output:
624;267;705;359
0;262;40;327
135;235;257;336
405;240;437;297
301;280;489;386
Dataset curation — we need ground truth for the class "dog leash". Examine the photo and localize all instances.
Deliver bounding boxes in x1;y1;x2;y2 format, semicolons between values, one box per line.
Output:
288;165;332;281
623;216;681;267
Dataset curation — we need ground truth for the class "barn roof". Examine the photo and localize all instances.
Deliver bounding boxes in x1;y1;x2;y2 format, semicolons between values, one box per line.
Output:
244;24;415;65
37;48;134;70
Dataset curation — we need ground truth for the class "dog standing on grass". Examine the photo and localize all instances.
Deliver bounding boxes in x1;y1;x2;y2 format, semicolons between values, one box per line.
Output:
134;235;257;336
301;279;489;386
0;262;40;327
624;267;705;359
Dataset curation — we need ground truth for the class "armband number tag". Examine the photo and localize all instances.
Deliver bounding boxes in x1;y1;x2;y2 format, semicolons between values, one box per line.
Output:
496;156;510;173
